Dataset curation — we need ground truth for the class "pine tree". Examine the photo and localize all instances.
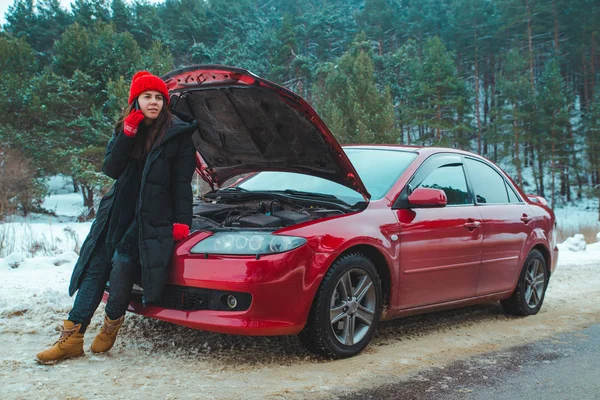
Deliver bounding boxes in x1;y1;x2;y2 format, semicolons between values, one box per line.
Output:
110;0;131;34
537;58;570;207
495;48;534;188
0;35;38;150
314;35;397;144
2;0;36;41
412;37;471;147
585;89;600;220
355;0;399;55
140;40;174;76
52;23;91;78
130;1;164;49
269;14;299;86
71;0;111;28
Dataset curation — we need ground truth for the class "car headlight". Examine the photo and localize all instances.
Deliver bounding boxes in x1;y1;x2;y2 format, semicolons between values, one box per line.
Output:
190;232;307;255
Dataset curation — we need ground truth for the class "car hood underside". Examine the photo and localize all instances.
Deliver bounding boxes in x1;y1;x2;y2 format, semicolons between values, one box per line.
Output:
162;65;370;200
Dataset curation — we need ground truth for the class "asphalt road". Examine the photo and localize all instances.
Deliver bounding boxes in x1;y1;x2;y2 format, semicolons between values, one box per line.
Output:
339;323;600;400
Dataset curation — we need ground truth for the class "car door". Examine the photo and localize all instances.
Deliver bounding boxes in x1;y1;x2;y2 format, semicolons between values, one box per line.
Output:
463;157;534;295
394;154;483;308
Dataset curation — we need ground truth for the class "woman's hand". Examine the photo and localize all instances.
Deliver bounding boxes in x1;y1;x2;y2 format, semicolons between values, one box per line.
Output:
123;110;145;137
172;223;190;242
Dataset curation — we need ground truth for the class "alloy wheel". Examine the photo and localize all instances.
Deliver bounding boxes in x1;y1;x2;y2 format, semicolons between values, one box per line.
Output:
524;258;546;308
329;268;377;346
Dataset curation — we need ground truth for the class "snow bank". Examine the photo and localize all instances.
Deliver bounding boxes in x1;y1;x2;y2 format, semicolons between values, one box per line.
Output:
0;253;78;336
558;234;586;252
556;236;600;266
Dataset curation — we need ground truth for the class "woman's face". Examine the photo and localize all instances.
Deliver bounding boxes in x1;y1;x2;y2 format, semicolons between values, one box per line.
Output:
137;90;164;121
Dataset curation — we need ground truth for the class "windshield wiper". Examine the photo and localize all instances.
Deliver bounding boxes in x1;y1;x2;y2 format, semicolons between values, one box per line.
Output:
217;186;248;193
282;189;338;199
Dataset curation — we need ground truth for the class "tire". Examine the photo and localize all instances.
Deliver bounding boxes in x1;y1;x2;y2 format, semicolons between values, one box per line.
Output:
501;249;549;316
299;253;382;358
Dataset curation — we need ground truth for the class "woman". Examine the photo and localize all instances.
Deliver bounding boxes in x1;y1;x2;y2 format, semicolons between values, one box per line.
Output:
36;71;197;364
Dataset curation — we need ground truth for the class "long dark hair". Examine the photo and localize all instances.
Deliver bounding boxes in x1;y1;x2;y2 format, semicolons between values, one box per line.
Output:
116;102;173;160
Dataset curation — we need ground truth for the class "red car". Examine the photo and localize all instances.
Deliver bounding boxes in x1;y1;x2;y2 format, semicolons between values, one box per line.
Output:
119;65;558;358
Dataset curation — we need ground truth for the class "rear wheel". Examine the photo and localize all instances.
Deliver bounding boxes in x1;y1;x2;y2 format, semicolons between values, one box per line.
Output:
501;249;548;316
299;253;382;358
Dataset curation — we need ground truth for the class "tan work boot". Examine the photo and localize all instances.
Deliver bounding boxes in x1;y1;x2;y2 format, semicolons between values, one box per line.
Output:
90;315;124;353
36;320;85;364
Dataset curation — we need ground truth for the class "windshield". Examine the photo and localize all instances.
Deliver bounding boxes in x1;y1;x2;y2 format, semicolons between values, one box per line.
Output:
237;148;417;204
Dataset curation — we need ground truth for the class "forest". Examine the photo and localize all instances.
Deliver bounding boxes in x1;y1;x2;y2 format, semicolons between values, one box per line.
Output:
0;0;599;219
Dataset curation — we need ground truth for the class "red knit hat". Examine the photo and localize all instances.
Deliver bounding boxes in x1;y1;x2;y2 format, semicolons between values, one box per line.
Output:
128;71;170;105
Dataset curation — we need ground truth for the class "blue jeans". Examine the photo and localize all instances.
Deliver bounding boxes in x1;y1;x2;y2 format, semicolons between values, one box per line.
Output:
68;233;140;331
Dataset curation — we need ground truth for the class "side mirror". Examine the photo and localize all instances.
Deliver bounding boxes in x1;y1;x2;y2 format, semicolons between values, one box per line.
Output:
408;188;447;208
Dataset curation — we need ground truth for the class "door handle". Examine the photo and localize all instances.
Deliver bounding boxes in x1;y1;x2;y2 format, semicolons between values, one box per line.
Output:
464;219;481;230
521;214;533;224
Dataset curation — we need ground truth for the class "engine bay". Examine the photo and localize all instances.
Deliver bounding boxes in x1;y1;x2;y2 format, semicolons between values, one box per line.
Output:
191;195;347;232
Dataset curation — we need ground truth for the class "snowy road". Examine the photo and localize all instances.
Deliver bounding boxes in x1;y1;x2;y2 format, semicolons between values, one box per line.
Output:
341;323;600;400
1;251;599;399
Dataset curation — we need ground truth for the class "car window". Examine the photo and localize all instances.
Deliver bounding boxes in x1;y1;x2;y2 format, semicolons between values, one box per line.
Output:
506;182;522;203
238;149;417;203
465;158;509;204
418;165;471;205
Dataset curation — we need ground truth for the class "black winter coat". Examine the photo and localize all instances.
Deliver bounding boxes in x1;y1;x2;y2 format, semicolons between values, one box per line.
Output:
69;112;197;303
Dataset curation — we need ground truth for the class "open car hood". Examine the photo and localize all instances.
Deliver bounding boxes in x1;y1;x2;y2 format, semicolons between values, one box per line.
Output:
162;65;370;201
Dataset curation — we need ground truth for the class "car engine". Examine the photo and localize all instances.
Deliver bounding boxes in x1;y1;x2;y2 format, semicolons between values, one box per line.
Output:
191;197;345;231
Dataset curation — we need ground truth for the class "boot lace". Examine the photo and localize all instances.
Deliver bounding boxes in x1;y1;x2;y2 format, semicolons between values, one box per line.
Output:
54;327;75;346
101;317;123;336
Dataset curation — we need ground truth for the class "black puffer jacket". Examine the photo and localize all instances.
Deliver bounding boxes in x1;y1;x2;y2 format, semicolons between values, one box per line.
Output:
69;112;197;303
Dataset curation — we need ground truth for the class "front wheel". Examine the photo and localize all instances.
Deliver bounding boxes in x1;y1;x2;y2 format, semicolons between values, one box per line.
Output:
299;253;382;358
501;249;549;316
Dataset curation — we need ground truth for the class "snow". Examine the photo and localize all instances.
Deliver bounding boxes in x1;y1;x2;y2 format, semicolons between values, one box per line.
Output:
558;234;587;252
556;240;600;265
0;177;599;399
554;206;600;230
0;218;92;258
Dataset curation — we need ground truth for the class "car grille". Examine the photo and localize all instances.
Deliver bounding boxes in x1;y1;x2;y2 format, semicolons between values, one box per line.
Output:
109;284;252;312
158;285;212;311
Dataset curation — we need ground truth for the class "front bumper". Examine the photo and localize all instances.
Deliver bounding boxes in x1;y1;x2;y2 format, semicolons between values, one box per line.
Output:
111;235;326;336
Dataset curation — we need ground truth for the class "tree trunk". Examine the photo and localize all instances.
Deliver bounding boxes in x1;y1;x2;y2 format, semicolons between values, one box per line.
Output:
531;144;540;194
474;22;481;154
551;115;556;208
537;144;545;198
491;59;497;160
436;90;442;141
583;50;590;109
592;32;596;102
552;0;559;54
525;0;536;92
82;186;95;220
513;107;522;186
483;67;489;155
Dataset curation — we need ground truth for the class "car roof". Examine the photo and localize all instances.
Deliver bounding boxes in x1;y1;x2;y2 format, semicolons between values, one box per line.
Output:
342;144;485;159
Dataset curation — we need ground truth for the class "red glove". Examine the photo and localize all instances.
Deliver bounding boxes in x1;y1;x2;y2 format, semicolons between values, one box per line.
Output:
123;110;145;137
172;223;189;241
